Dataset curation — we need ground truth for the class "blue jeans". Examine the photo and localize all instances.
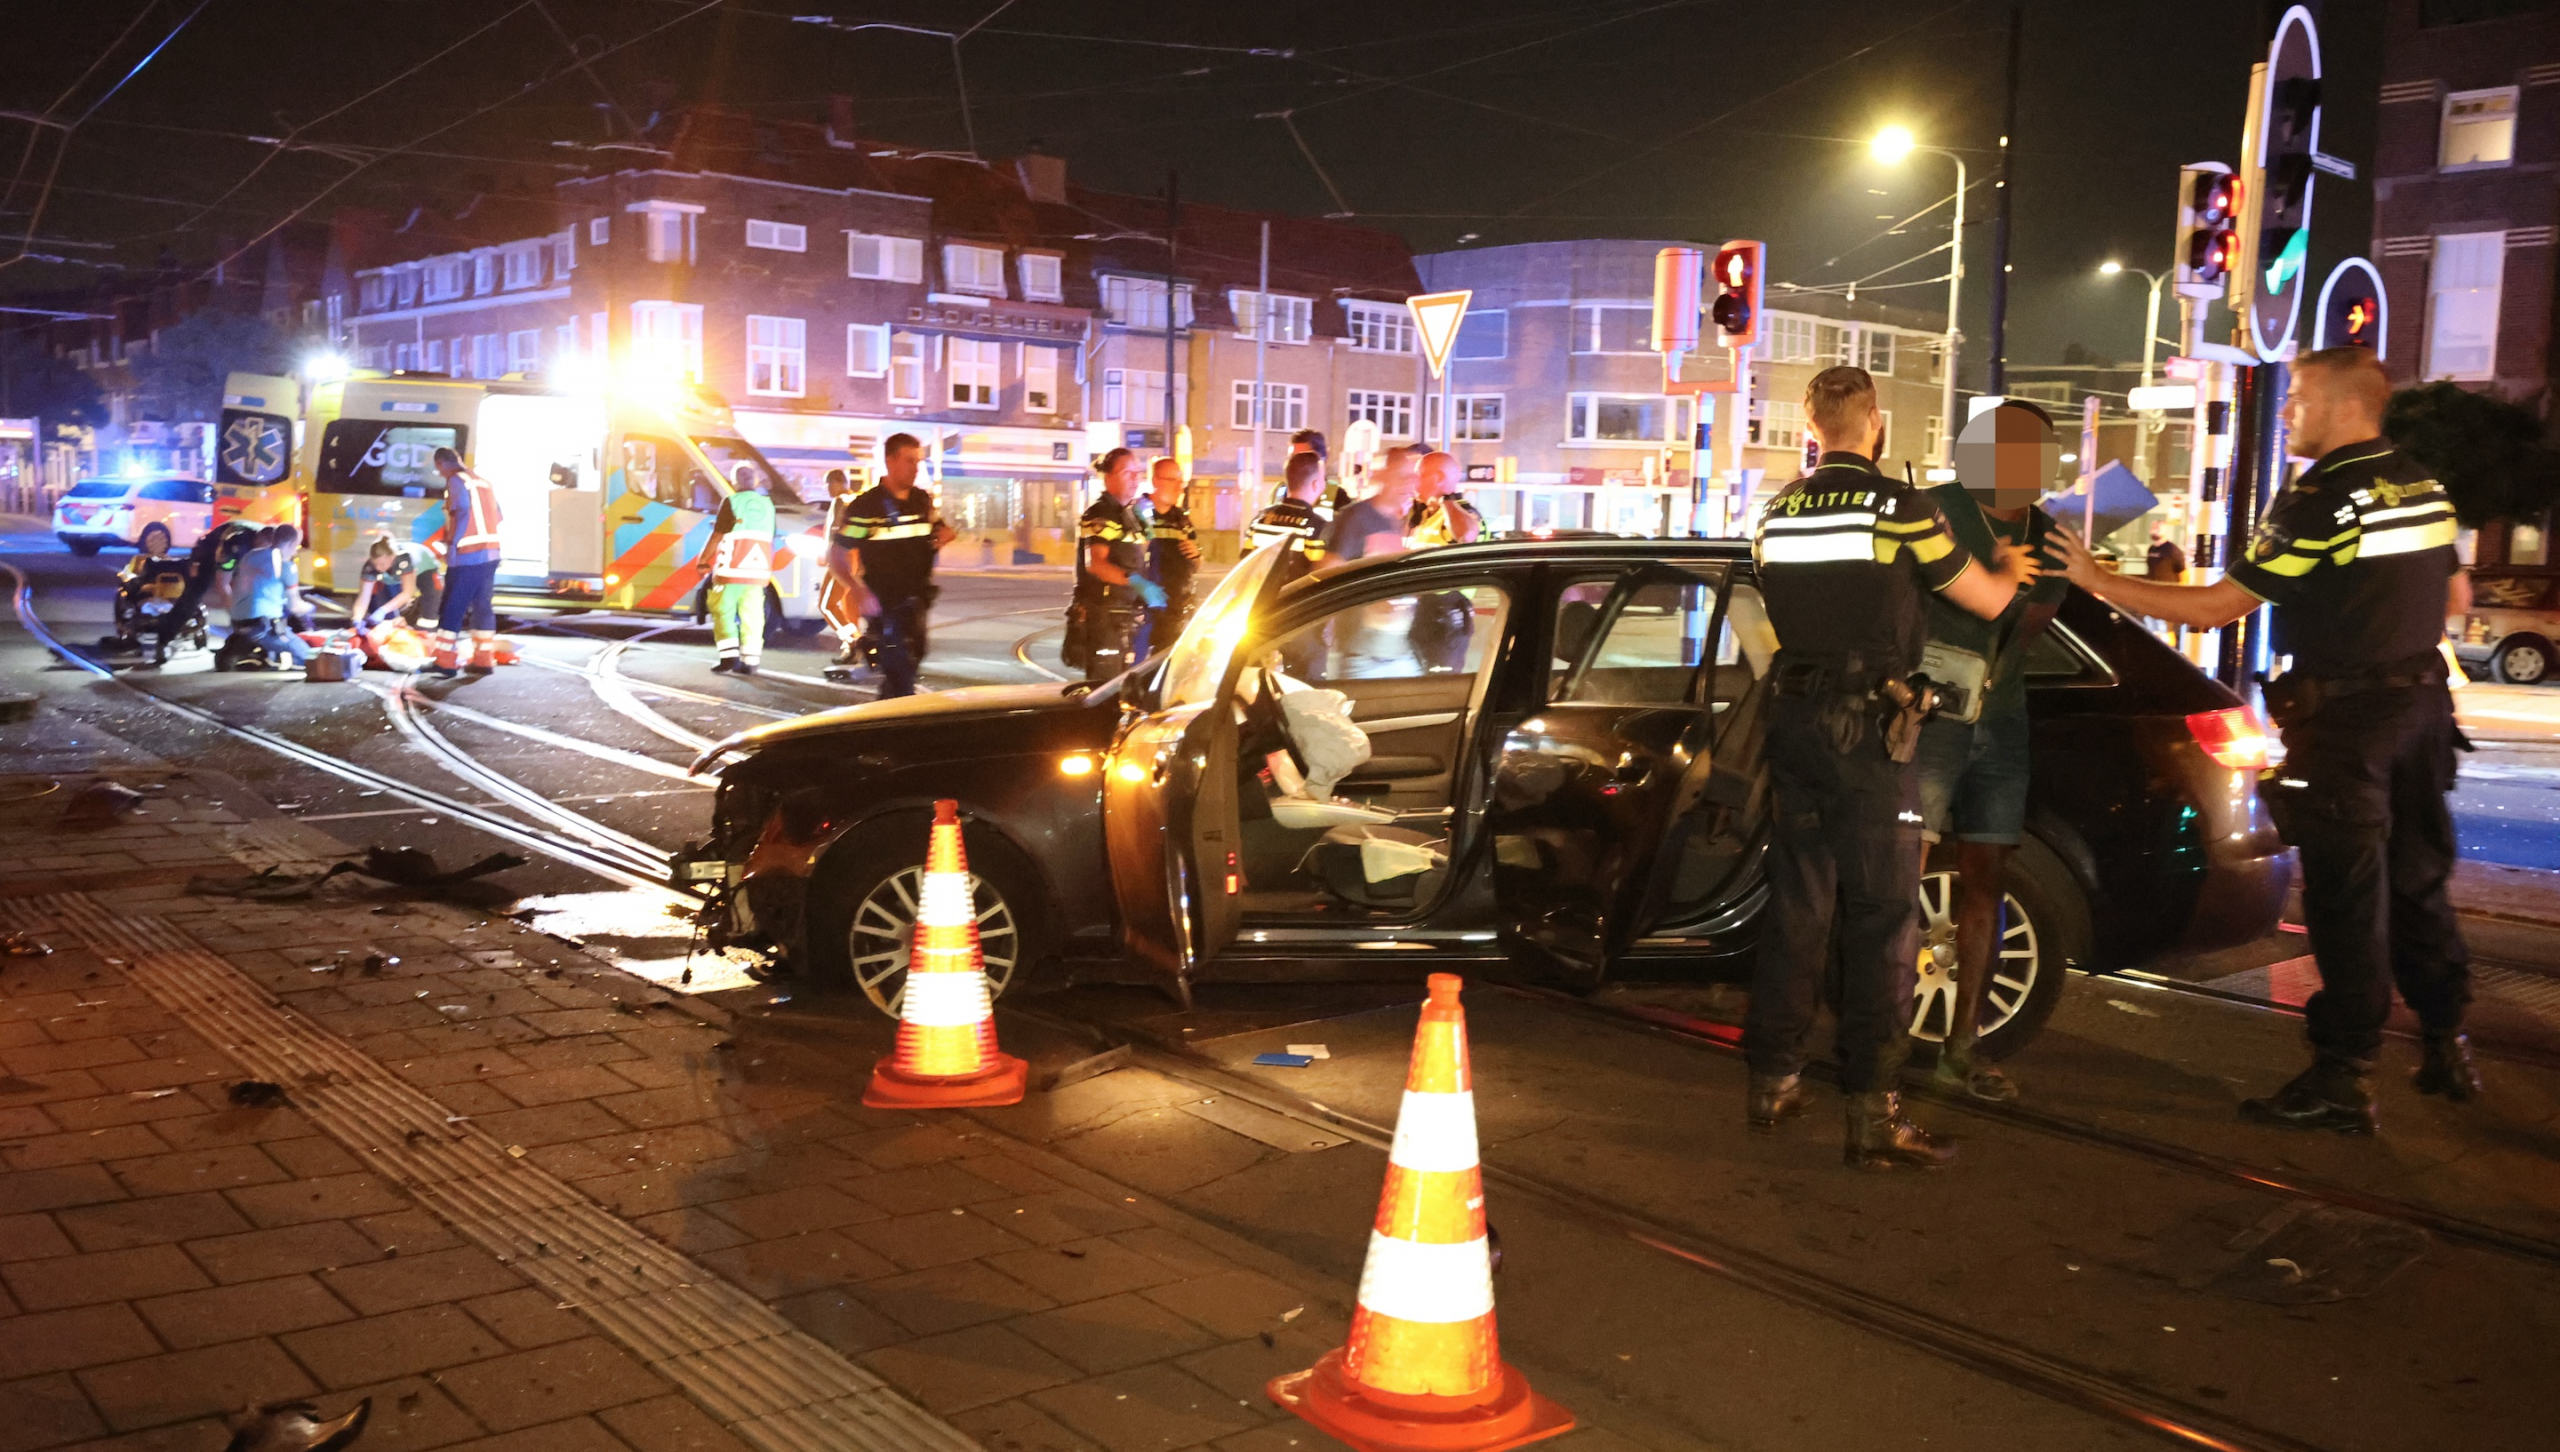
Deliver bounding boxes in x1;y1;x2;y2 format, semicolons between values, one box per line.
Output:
227;617;312;665
1914;708;2032;845
439;559;497;634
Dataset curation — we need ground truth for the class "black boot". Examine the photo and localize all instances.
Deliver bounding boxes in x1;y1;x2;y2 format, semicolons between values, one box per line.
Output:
2240;1056;2378;1134
1844;1091;1957;1171
1746;1073;1809;1132
2413;1033;2481;1102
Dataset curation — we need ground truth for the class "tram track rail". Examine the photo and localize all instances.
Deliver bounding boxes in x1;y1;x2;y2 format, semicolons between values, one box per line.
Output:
1001;999;2342;1452
4;561;687;900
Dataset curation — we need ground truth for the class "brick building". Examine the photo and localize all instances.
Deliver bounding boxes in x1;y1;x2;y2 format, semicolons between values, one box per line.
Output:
2372;0;2560;401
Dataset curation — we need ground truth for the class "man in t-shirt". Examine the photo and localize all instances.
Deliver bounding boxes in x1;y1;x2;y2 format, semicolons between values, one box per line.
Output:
1320;447;1423;677
817;468;871;677
829;434;951;697
214;526;315;672
1911;401;2071;1102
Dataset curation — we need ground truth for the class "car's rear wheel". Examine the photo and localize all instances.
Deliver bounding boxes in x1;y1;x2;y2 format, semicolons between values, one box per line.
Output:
2493;633;2553;685
137;523;171;557
804;816;1046;1017
1909;834;2086;1061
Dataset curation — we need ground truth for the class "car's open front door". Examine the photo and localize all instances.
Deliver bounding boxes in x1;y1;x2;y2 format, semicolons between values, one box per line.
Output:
1487;561;1730;983
1102;544;1289;1004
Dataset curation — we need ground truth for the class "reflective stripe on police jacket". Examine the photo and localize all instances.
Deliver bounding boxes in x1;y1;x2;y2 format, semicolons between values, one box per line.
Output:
2226;441;2462;678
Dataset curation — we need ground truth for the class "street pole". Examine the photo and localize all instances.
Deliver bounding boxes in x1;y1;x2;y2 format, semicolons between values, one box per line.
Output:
1164;172;1179;463
1939;153;1966;466
1251;220;1268;518
1986;4;2020;395
2140;273;2163;388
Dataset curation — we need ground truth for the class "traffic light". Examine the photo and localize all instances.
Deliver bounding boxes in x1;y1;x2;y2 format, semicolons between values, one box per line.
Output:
1710;240;1764;346
2174;163;2239;296
2315;257;2389;356
2243;7;2322;357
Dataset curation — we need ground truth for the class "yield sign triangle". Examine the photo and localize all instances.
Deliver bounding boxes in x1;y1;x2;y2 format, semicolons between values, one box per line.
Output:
1407;290;1473;377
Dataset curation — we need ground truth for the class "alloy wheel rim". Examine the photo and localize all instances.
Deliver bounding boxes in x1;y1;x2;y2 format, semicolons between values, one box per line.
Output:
1909;869;2040;1042
849;865;1019;1017
2510;646;2547;682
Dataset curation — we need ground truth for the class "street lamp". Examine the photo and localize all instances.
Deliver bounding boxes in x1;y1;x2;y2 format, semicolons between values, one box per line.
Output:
1872;127;1962;469
2097;260;2171;388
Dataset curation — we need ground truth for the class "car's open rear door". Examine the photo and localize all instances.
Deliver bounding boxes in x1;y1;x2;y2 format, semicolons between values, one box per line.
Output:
1488;561;1729;983
1103;545;1289;1005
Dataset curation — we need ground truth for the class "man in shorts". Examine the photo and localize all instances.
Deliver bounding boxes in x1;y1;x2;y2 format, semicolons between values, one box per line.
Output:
1911;401;2070;1101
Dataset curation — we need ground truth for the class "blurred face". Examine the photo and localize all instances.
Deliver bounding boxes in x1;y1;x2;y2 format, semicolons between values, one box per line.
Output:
1150;459;1184;507
1416;453;1458;499
1373;453;1418;503
1954;405;2059;511
1105;454;1144;501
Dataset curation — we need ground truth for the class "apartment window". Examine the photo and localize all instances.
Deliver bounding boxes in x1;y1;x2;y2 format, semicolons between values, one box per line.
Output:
395;268;420;307
889;331;925;404
1572;305;1652;354
1453;310;1507;360
746;219;807;252
359;276;390;312
1346;389;1415;440
2425;231;2505;381
1230;291;1312;344
1111;370;1186;425
589;216;609;245
1023;345;1059;412
2442;88;2518;170
1018;253;1063;302
501;245;543;291
325;293;343;328
423;340;445;374
943;243;1007;297
1815;323;1857;365
423;259;465;304
1567;393;1673;444
848;232;925;282
746;315;807;397
629;300;704;380
847;323;889;378
949;337;1000;408
590;312;607;354
507;330;540;373
1231;380;1307;431
555;321;576;358
629;201;701;264
1864;331;1896;374
397;342;424;371
1451;394;1503;442
473;253;497;295
553;231;574;276
1101;275;1195;331
1764;315;1816;363
1762;400;1807;451
1923;415;1945;463
470;334;501;379
1344;301;1415;354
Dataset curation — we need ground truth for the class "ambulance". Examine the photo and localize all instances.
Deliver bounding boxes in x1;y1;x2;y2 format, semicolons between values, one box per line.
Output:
213;368;832;627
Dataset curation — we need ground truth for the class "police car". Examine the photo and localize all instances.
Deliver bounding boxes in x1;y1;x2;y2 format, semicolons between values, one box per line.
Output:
681;538;2290;1061
52;476;216;557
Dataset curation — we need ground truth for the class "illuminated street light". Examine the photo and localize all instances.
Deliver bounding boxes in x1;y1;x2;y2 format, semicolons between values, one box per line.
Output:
2097;259;2173;388
2097;259;2124;276
1872;126;1962;467
303;351;350;383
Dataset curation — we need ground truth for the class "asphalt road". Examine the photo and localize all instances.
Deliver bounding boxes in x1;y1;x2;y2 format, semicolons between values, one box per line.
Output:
11;531;2560;1452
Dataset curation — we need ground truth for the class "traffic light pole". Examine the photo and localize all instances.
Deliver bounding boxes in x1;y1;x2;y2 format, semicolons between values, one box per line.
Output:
1986;4;2021;395
2218;362;2264;689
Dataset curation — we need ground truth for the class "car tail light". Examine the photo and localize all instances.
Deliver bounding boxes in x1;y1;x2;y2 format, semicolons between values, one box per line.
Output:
2186;707;2270;771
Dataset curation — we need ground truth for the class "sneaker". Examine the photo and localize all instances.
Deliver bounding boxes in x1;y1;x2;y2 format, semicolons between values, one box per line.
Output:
416;664;460;680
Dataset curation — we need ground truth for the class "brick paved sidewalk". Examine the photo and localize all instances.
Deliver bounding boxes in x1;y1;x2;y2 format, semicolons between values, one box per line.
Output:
0;771;1370;1452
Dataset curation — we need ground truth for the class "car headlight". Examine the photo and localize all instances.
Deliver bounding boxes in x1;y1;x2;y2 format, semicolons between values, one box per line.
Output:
784;532;828;560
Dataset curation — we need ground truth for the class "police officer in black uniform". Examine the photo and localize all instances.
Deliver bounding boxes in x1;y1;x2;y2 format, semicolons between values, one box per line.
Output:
2055;346;2473;1132
1073;447;1159;681
1746;366;2038;1169
1249;452;1331;582
1137;456;1200;659
829;432;952;699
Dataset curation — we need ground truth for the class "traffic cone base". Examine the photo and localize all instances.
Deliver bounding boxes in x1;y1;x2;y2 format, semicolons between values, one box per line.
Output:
1268;1348;1573;1452
863;1049;1026;1108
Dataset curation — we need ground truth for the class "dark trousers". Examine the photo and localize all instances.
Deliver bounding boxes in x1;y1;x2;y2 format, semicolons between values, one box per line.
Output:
1134;594;1192;663
875;594;928;699
2283;684;2470;1060
440;559;497;634
1083;602;1136;682
1744;696;1925;1092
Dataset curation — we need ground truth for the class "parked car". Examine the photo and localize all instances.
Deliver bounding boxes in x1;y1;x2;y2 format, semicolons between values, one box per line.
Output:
51;476;216;557
680;538;2290;1061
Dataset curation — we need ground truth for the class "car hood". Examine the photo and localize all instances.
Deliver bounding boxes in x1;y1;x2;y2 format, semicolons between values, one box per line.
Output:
692;680;1098;770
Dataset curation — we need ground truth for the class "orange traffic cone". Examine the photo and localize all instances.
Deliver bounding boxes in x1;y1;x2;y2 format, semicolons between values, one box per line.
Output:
1269;973;1573;1452
863;800;1028;1109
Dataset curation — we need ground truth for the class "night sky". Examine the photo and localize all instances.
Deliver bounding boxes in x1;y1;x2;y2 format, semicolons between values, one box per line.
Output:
6;0;2276;385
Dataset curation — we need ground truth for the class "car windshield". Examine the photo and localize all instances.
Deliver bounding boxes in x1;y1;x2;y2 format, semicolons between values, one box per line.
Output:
692;436;807;507
66;480;132;500
1160;543;1285;709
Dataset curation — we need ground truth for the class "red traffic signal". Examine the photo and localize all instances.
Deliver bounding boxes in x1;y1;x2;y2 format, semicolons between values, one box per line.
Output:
2174;162;2239;295
1710;240;1764;346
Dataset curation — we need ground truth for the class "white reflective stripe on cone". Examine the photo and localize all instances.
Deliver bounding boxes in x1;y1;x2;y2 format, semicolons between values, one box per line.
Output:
1388;1089;1479;1173
916;872;975;928
1355;1230;1495;1324
901;969;993;1028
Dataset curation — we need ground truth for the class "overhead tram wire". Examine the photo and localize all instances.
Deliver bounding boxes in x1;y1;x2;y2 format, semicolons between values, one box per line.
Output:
1;0;211;273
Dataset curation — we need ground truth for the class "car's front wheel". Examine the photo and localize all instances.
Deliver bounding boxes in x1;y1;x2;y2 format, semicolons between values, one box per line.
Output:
2493;633;2553;685
804;815;1047;1017
1909;834;2086;1062
65;539;100;557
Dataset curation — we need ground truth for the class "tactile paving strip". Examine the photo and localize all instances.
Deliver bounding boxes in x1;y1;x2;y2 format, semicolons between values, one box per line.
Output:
12;891;978;1452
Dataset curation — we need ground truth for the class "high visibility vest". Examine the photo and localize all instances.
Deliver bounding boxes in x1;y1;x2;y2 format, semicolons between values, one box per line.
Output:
713;491;776;583
451;473;504;560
